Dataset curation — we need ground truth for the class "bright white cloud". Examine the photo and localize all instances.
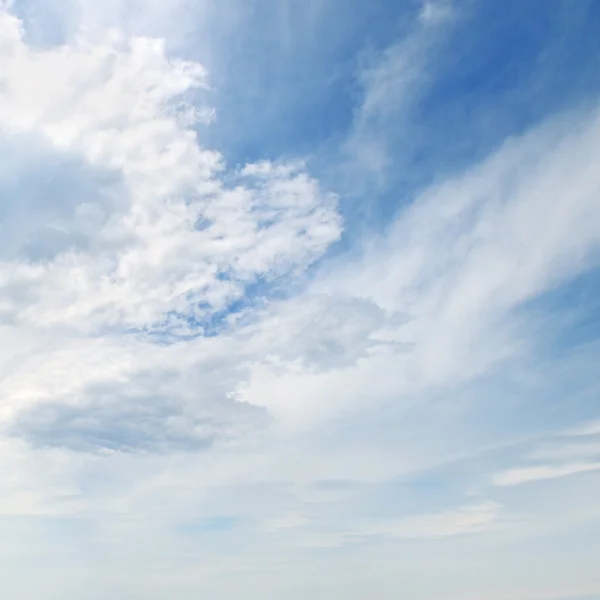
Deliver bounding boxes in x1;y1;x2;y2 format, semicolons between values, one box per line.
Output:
0;9;341;335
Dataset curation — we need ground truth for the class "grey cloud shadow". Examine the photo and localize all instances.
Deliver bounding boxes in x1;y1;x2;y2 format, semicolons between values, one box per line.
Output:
9;370;269;454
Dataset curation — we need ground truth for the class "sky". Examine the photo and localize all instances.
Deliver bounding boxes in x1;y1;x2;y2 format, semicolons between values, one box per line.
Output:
1;0;600;598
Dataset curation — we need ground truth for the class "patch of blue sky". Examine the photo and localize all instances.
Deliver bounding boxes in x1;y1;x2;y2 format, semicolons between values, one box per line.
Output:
517;266;600;353
197;0;420;163
405;0;600;167
8;0;71;47
340;0;600;227
196;272;303;336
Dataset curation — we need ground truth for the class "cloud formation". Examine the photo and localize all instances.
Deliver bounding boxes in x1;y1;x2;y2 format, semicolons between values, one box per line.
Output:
0;10;340;335
1;1;600;599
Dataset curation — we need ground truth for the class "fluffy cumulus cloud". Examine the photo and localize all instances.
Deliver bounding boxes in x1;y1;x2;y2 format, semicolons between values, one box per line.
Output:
1;1;600;599
0;10;340;334
0;4;342;457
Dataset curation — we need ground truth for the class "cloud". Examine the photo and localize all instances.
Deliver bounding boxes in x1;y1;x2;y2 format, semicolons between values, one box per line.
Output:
567;418;600;436
325;106;600;381
493;462;600;487
419;2;453;25
492;437;600;487
229;104;600;430
2;1;600;463
0;5;343;463
369;501;502;539
341;2;454;189
262;500;504;551
0;133;123;263
0;8;341;335
257;500;502;551
10;378;265;453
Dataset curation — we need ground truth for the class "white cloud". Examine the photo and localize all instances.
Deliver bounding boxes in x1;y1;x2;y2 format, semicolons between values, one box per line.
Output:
6;0;599;449
365;501;502;539
493;462;600;487
491;434;600;487
2;0;600;462
566;418;600;436
0;8;341;335
419;1;453;25
326;108;600;376
235;105;600;430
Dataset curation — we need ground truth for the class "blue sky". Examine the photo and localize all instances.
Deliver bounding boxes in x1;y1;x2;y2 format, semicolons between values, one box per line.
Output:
1;1;600;599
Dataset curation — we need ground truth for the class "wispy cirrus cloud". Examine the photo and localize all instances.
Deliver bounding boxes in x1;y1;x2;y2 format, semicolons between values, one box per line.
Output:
493;462;600;487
